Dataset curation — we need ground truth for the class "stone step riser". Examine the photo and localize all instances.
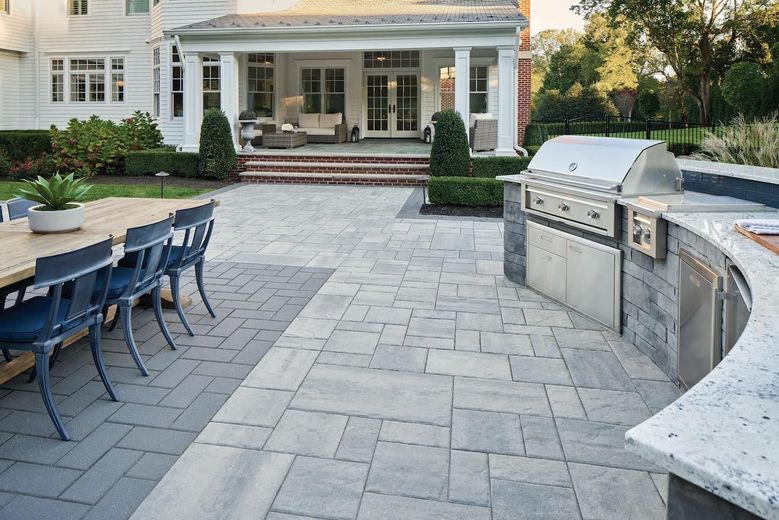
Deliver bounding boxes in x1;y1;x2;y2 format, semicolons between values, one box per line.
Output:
241;176;425;187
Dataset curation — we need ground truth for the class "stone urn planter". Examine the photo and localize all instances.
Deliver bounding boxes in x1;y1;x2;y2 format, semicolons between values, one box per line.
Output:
239;110;257;152
28;203;85;233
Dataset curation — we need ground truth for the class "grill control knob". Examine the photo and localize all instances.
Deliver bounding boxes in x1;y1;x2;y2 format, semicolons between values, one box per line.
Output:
587;209;600;219
533;196;544;205
558;202;570;212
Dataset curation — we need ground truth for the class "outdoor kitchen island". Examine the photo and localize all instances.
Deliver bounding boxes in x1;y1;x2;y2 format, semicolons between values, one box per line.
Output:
499;142;779;519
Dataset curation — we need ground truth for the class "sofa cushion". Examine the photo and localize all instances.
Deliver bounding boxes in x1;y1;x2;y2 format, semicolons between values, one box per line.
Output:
298;113;320;128
470;113;495;127
319;113;343;128
301;127;336;136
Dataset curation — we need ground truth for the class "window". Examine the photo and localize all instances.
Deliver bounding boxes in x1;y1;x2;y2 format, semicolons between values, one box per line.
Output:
126;0;148;14
1;0;9;14
170;46;183;118
111;58;124;102
51;59;64;102
470;66;488;113
247;53;274;118
364;51;419;69
202;57;220;110
301;67;345;115
152;47;160;116
69;58;104;102
68;0;88;15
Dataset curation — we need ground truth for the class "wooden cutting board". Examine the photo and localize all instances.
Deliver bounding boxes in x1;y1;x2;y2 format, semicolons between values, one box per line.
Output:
735;224;779;255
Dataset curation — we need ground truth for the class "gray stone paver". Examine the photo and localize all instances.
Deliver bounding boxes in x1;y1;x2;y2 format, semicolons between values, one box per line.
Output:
1;185;676;519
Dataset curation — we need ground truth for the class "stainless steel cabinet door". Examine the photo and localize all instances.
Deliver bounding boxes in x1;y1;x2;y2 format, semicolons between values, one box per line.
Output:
565;241;619;329
527;245;566;302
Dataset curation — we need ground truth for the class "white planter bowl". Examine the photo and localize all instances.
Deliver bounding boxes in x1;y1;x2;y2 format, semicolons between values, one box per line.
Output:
27;203;85;234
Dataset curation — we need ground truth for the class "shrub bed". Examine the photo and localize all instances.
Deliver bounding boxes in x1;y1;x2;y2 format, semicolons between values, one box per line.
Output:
126;148;200;177
0;130;51;162
428;177;503;207
472;156;531;178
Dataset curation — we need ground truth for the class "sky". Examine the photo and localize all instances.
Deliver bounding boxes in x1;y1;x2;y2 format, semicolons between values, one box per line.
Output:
531;0;586;35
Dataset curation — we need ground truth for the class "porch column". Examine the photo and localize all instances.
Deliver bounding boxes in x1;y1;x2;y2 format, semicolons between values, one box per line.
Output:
454;47;471;142
219;52;240;150
182;53;201;152
496;45;518;156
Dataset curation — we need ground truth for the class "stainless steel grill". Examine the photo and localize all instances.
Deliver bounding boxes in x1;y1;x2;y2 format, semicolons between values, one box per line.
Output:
520;136;683;237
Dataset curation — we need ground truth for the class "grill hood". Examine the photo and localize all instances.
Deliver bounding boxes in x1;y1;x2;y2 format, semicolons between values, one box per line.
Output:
525;136;682;197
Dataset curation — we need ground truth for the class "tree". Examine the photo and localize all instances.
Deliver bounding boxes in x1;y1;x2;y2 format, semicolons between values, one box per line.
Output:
429;110;470;177
721;62;766;117
198;109;237;179
576;0;778;123
541;43;589;94
532;29;582;75
638;88;661;119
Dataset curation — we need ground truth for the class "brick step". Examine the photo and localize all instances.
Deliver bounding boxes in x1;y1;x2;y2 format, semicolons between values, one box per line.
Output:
239;154;429;165
244;161;429;171
239;171;428;187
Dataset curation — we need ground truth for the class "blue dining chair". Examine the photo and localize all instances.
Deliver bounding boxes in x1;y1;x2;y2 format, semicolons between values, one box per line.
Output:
166;201;217;336
0;237;118;441
106;216;177;376
7;198;39;220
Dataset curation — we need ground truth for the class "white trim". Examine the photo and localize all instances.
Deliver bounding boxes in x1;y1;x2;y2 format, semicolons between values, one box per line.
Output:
294;58;351;121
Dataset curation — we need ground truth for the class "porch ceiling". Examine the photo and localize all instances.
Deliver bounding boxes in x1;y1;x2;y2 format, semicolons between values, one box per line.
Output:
173;0;526;33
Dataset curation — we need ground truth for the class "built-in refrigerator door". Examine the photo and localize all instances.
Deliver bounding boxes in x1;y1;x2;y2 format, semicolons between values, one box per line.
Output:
678;250;723;391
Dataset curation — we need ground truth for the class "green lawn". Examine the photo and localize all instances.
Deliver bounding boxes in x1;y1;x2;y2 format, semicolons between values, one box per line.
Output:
0;181;210;202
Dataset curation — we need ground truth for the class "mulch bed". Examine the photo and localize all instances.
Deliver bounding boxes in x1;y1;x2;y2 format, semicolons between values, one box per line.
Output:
88;175;231;189
420;204;503;219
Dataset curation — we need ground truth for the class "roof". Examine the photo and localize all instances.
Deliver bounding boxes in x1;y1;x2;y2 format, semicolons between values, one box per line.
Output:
174;0;526;32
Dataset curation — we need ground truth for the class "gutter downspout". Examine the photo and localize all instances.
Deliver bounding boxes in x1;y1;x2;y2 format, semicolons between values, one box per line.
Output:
32;0;40;129
513;27;528;157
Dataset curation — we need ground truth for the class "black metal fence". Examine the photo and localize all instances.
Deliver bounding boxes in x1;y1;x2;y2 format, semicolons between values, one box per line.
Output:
526;116;721;155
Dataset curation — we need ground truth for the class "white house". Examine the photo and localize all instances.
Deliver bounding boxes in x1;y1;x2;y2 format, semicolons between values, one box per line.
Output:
0;0;531;155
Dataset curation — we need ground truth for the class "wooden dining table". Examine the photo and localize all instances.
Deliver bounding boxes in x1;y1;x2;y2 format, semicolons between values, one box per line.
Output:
0;197;215;383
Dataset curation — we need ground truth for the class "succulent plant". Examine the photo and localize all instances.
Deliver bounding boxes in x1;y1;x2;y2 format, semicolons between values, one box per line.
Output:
14;173;92;211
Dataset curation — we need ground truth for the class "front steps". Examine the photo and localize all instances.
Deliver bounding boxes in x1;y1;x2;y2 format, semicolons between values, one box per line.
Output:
237;153;429;187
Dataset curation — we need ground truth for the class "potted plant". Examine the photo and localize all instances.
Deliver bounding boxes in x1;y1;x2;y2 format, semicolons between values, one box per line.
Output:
238;110;257;152
14;173;92;233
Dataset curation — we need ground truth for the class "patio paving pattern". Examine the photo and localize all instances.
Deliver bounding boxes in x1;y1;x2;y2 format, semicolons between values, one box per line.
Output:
0;184;682;519
133;184;679;520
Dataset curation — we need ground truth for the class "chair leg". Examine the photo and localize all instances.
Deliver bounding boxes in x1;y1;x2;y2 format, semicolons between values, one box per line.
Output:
152;287;177;351
120;305;149;377
195;261;216;318
14;287;26;306
2;349;12;363
49;342;63;369
169;275;194;336
35;352;69;441
108;306;120;332
89;324;119;401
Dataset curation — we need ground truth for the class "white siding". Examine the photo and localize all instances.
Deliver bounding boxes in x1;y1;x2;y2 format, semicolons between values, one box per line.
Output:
0;51;21;129
0;0;32;53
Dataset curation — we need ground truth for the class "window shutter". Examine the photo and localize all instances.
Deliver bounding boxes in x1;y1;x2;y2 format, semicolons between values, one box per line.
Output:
69;0;87;15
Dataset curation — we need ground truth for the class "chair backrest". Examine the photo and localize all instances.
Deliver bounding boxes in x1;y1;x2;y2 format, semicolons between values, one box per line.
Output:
8;198;39;220
171;201;215;269
122;215;175;296
34;237;114;343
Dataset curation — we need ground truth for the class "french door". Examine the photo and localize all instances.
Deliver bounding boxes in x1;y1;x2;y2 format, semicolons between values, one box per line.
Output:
364;72;419;138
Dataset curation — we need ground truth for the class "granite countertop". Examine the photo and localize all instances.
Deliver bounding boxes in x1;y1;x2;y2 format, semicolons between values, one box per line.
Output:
625;209;779;519
677;159;779;186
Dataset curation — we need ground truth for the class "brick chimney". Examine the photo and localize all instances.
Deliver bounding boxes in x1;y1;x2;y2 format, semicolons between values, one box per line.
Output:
517;0;531;146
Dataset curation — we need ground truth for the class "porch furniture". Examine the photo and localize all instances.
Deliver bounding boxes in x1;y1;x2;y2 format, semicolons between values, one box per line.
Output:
0;237;117;440
263;131;308;149
167;202;217;336
250;121;279;146
296;113;348;144
7;198;38;221
106;216;177;377
469;113;498;152
0;197;214;385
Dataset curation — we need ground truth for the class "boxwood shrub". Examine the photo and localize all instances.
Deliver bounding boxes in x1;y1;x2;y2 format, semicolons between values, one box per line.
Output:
472;156;531;178
430;109;470;177
199;109;237;179
0;130;51;162
428;177;503;207
125;148;200;177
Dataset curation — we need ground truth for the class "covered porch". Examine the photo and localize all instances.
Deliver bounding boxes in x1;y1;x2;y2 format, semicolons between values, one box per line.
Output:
171;14;525;156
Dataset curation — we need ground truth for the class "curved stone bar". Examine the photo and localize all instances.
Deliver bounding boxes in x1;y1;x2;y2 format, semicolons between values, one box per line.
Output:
626;210;779;520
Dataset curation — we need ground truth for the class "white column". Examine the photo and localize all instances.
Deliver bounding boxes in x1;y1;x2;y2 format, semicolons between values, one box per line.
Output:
496;45;518;156
182;53;201;152
219;52;240;150
454;47;471;142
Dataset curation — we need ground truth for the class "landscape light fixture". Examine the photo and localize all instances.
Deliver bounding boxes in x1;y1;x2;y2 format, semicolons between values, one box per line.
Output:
155;171;170;199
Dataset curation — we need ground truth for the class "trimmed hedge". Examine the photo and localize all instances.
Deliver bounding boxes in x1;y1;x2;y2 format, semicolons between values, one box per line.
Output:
667;142;701;157
199;109;237;179
125;148;200;177
430;110;470;177
472;156;531;178
428;177;503;207
0;130;51;162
